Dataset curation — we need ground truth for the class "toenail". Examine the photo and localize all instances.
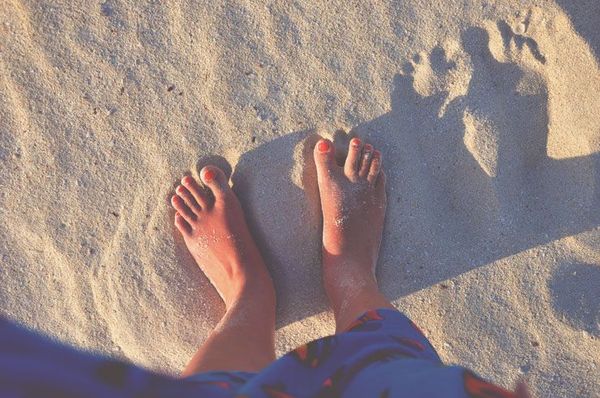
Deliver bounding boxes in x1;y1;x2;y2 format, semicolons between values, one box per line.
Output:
317;140;330;153
351;137;361;147
364;144;373;152
203;169;215;182
176;185;184;193
373;150;381;158
182;176;192;185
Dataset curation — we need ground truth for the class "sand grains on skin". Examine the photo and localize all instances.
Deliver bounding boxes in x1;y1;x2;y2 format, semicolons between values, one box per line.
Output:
0;1;599;395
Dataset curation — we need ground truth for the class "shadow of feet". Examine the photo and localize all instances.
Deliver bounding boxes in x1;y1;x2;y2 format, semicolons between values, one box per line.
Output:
350;26;600;299
230;130;326;325
176;25;600;330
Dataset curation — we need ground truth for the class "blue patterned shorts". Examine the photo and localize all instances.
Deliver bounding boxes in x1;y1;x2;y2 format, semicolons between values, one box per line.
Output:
0;309;517;397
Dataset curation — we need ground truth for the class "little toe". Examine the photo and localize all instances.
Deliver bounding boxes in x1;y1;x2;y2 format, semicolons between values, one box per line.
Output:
174;212;192;236
200;165;232;201
344;137;363;178
181;175;210;209
376;169;386;193
367;150;382;185
175;185;202;214
171;195;196;224
358;143;374;178
313;138;338;181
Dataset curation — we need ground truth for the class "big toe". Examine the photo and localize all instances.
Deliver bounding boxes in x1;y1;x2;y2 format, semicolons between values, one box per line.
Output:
313;138;338;182
200;165;232;201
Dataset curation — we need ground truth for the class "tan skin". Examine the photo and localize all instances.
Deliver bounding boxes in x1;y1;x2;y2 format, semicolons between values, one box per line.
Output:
170;138;530;396
171;137;390;375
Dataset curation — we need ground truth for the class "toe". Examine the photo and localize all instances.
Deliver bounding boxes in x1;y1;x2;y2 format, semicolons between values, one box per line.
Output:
367;150;382;185
200;165;231;201
313;138;338;181
175;185;202;214
181;175;210;208
344;137;363;178
358;143;374;178
376;169;386;193
171;195;196;224
174;212;192;236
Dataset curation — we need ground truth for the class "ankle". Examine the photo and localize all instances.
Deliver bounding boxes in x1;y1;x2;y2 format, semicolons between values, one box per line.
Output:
225;273;276;311
330;288;395;332
322;257;378;293
325;276;379;303
324;270;379;310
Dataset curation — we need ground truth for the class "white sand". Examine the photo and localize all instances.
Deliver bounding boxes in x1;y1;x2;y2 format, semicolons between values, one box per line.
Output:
1;0;599;396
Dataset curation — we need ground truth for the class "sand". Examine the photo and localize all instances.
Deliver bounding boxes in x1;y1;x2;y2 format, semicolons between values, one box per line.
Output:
0;0;599;396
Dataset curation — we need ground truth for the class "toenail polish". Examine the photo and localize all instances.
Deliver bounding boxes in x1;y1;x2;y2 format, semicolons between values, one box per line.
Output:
318;140;330;152
351;137;361;147
203;169;215;182
364;144;373;152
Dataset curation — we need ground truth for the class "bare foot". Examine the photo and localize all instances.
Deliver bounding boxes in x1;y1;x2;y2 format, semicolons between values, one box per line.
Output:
171;166;274;309
313;137;392;330
172;165;276;374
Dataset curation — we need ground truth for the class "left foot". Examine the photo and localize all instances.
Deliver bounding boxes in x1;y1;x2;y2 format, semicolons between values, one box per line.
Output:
170;166;274;310
173;166;277;375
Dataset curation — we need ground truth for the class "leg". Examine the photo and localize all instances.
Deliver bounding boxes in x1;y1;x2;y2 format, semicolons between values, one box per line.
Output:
171;166;276;376
313;137;395;332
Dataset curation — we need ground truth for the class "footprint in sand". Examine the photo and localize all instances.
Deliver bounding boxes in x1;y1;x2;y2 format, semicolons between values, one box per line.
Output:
402;42;469;118
399;16;597;239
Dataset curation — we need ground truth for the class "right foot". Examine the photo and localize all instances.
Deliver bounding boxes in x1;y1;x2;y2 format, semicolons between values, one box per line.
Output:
171;166;275;310
313;137;388;323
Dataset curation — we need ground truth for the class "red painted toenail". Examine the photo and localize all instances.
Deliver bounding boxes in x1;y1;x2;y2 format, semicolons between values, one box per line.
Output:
373;150;381;158
364;144;373;151
203;169;215;182
351;137;361;147
317;140;330;152
182;176;192;184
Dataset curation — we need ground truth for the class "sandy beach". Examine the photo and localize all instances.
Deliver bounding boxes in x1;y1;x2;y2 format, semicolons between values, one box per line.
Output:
1;0;599;396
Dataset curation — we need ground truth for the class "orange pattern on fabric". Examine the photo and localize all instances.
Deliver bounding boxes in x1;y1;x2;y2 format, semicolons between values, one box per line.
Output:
464;371;516;398
345;309;384;331
294;344;308;361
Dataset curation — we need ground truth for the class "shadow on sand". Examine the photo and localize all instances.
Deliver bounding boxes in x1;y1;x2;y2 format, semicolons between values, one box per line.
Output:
555;0;600;60
183;27;600;328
